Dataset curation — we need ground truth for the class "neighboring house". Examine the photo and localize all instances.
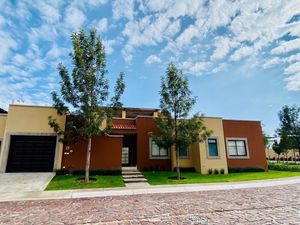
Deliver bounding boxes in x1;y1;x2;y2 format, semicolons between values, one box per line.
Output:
266;148;300;161
0;104;267;174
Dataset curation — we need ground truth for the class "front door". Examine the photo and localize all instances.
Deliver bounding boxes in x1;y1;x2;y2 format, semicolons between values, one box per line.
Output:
122;147;129;166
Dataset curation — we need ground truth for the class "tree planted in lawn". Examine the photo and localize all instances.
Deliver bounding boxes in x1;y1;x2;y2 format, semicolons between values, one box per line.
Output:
277;105;300;161
49;28;125;182
152;62;212;180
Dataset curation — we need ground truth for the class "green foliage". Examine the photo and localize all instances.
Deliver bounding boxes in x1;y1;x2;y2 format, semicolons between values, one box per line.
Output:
152;62;212;180
272;140;283;156
71;169;121;176
262;130;270;149
48;28;125;183
55;169;69;175
276;105;300;153
268;163;300;172
49;28;125;142
228;167;265;173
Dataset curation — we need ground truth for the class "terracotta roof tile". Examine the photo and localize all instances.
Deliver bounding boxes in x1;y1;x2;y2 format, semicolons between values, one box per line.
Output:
112;124;136;130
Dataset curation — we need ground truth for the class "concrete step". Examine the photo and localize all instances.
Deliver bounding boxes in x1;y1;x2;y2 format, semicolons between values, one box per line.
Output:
122;171;141;175
122;174;145;179
123;178;148;183
122;167;137;171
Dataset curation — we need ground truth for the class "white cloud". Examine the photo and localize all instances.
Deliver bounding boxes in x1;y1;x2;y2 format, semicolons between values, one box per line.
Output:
46;45;69;59
286;53;300;63
28;24;58;43
0;31;18;64
271;38;300;55
181;60;211;75
262;57;283;69
284;62;300;75
102;39;117;55
145;55;161;64
211;37;238;60
212;63;227;74
112;0;135;21
64;6;86;30
286;73;300;91
144;0;174;12
96;18;108;33
35;1;60;23
230;45;256;61
13;54;28;66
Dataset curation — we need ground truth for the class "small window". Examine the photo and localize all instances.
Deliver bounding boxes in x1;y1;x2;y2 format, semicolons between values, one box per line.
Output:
227;140;247;157
208;138;219;157
150;139;168;158
179;148;188;158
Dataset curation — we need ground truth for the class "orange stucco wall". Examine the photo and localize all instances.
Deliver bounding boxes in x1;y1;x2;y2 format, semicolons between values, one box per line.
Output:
136;117;171;171
62;135;123;170
222;120;268;171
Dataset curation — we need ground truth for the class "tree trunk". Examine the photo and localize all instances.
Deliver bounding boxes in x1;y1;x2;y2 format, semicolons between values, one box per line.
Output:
293;150;296;163
176;146;180;180
85;136;92;183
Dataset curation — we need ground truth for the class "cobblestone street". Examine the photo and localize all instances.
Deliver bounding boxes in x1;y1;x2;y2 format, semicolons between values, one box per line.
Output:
1;183;300;225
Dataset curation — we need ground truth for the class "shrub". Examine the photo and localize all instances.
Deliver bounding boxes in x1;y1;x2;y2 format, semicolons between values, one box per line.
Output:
214;169;219;174
228;167;265;173
268;163;300;172
55;169;69;175
71;169;121;176
208;169;213;175
220;168;225;174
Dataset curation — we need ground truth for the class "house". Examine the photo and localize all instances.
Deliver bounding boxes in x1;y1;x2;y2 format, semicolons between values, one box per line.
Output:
0;104;267;174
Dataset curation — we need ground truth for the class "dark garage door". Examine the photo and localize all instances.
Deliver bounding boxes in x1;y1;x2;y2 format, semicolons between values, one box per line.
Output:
6;135;57;172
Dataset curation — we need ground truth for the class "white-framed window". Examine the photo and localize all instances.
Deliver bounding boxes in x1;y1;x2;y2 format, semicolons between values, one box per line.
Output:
226;138;249;158
207;138;219;158
149;138;169;159
179;147;188;158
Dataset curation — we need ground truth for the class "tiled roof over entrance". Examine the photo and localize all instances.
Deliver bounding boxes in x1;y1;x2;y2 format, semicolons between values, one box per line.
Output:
112;119;136;130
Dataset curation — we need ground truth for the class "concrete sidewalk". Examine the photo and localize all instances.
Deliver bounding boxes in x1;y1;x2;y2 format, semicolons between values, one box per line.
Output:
1;176;300;202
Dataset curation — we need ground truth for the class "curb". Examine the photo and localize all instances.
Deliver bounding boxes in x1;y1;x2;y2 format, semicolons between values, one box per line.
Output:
1;176;300;202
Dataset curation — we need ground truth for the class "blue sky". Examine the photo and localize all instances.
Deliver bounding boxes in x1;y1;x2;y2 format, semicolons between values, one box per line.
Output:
0;0;300;136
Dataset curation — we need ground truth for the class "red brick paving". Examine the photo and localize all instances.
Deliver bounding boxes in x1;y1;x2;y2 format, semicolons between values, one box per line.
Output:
0;184;300;224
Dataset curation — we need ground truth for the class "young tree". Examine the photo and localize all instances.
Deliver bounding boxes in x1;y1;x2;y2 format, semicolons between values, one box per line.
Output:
49;28;125;182
272;141;282;161
152;62;212;180
277;105;300;161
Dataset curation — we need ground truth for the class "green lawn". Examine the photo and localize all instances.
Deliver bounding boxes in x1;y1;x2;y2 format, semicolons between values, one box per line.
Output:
46;175;125;190
142;170;300;185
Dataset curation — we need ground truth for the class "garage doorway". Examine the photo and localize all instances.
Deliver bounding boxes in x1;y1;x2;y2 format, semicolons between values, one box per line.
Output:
6;135;57;172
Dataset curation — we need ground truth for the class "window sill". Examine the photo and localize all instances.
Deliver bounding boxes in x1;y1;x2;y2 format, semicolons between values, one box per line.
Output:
150;156;170;160
207;156;221;159
228;156;249;159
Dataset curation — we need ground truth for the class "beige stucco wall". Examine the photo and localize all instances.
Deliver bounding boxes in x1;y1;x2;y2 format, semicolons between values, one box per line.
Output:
266;148;300;159
171;117;228;174
0;104;66;172
0;115;7;140
199;117;228;174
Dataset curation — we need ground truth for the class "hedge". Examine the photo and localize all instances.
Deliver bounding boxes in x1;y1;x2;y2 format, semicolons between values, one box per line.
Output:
268;163;300;172
55;169;122;176
228;167;265;173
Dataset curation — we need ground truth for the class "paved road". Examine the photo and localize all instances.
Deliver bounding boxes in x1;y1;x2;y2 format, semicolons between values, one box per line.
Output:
1;183;300;224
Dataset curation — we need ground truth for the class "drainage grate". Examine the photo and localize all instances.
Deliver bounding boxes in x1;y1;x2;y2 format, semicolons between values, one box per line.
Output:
185;215;208;224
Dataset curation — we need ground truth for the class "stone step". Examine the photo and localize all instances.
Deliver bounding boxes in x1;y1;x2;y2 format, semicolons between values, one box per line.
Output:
123;178;148;183
122;174;144;179
122;171;141;175
122;167;138;171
